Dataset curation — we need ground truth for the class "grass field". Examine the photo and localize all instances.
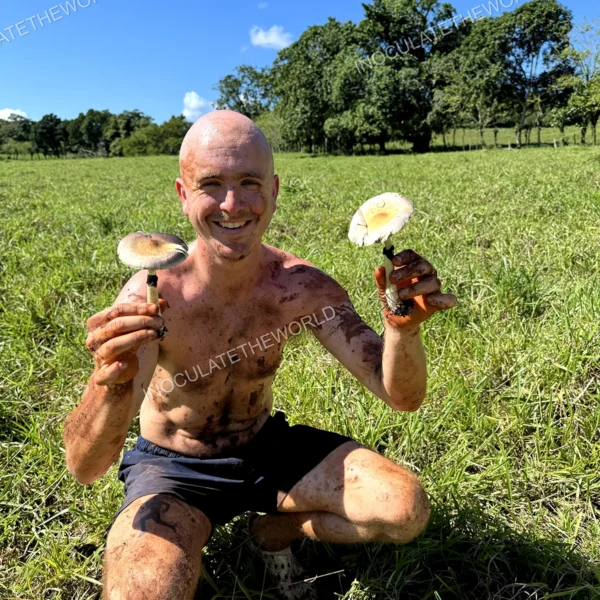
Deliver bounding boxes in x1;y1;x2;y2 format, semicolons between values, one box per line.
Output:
1;146;600;599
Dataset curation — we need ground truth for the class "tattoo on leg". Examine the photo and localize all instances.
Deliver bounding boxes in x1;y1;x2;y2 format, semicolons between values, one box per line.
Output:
134;497;178;539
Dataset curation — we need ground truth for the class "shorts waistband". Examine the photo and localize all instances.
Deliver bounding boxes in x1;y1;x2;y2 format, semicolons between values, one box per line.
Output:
133;413;288;459
135;436;188;459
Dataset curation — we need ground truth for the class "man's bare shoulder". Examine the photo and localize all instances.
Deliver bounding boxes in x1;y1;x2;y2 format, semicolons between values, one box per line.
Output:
261;244;350;308
114;270;149;304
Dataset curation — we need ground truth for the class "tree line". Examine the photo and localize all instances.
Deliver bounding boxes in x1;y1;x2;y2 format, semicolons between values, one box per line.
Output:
0;110;191;159
2;0;599;158
215;0;600;153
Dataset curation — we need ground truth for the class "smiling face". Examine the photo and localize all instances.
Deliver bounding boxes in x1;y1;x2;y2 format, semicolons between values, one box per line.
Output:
176;111;279;262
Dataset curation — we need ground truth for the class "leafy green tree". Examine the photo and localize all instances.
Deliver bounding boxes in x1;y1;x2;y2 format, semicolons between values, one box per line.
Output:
121;124;162;156
559;19;600;144
272;18;360;152
104;110;153;156
157;116;191;154
214;66;273;119
1;139;32;159
499;0;573;148
442;17;508;148
64;113;86;154
34;114;65;157
81;109;112;154
254;111;284;152
357;0;464;152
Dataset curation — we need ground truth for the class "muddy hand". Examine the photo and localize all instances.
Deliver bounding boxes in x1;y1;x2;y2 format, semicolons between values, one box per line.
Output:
85;299;168;386
374;249;457;329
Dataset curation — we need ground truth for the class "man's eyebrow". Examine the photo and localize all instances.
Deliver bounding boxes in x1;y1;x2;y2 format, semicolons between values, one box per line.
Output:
196;173;220;183
195;171;265;184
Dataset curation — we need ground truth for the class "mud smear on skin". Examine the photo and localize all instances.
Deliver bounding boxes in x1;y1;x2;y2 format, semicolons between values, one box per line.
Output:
267;260;287;290
335;304;373;344
255;298;283;329
362;340;383;377
256;355;281;378
289;264;333;291
279;292;300;304
248;384;264;408
218;390;235;427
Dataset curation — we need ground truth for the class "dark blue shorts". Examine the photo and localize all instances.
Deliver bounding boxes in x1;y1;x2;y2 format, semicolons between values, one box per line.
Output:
113;411;353;527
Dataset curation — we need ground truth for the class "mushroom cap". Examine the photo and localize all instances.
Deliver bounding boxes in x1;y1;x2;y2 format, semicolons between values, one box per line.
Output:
117;232;189;270
348;192;414;246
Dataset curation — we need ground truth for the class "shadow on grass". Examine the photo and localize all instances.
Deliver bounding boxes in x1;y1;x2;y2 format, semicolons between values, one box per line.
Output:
196;502;599;599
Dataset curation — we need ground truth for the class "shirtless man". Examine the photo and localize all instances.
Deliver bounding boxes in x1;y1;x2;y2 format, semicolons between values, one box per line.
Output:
64;110;457;600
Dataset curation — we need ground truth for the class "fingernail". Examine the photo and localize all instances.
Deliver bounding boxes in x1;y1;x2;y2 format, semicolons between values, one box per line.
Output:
153;317;163;327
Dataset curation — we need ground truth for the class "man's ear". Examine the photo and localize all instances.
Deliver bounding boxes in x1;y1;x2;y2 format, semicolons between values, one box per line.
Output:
176;177;189;216
272;174;280;213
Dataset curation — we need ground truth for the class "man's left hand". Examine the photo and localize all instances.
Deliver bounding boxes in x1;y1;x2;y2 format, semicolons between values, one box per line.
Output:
374;249;457;330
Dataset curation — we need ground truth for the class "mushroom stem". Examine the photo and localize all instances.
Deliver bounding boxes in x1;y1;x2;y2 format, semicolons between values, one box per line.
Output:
383;239;399;309
146;269;159;304
146;269;167;338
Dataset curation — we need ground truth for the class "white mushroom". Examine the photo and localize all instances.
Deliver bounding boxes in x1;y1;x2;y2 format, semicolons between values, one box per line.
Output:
118;232;189;337
348;193;414;312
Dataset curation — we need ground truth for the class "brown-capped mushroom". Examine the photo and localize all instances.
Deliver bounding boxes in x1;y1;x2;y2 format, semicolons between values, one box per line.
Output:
117;232;189;337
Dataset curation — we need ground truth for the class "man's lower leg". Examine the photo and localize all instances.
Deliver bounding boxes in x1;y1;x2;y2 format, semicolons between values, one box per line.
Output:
250;511;391;551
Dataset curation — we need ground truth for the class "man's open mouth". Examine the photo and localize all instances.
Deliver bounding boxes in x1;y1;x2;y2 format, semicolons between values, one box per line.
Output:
213;220;252;231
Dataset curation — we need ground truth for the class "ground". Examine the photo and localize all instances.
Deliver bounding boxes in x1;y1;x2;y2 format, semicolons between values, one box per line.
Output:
1;145;599;599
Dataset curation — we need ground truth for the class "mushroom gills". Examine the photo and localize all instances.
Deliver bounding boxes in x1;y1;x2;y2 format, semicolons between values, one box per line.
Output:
117;232;189;338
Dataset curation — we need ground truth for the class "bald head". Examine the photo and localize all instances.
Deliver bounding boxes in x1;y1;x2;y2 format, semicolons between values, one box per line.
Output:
179;110;273;182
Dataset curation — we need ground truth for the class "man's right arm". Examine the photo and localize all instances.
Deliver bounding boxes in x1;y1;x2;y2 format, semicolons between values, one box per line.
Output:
64;273;165;484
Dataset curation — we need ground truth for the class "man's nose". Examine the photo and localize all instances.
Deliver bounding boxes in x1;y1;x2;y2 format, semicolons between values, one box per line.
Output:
219;186;246;215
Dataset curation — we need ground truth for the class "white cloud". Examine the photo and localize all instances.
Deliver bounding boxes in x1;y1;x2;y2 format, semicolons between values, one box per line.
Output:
182;92;212;122
250;25;292;50
257;2;268;8
0;108;27;120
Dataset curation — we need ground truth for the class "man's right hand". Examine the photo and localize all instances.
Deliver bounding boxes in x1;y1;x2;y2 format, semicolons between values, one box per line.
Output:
85;300;167;386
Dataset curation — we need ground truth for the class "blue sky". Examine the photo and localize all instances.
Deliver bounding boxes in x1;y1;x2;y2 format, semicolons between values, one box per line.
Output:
1;0;597;124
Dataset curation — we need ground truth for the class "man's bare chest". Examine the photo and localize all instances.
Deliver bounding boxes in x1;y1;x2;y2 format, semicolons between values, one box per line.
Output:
157;294;304;389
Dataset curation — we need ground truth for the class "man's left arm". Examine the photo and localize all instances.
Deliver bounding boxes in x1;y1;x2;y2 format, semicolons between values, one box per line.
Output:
311;250;457;411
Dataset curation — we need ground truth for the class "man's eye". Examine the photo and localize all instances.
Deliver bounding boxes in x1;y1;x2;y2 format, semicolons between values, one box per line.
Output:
202;181;220;188
242;180;260;187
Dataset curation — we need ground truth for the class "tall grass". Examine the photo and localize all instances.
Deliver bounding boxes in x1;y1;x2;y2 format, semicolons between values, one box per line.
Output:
1;146;599;599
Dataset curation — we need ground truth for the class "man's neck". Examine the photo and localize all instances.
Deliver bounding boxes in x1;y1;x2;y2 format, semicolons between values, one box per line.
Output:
189;238;264;303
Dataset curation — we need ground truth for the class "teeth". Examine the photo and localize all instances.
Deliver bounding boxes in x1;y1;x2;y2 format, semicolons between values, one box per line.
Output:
219;221;247;229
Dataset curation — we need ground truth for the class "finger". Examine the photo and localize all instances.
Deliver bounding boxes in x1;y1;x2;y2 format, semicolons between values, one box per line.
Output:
95;329;159;362
390;258;434;284
94;360;129;386
87;315;164;353
374;266;390;309
87;302;162;332
397;275;441;300
158;298;169;313
391;249;421;268
423;293;458;310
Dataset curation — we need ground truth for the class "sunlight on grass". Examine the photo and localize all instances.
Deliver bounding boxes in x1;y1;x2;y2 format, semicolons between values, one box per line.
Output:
1;146;599;598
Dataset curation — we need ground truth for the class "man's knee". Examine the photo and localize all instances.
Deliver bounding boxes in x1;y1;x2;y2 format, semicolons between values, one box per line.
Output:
102;494;209;600
104;559;197;600
382;474;430;543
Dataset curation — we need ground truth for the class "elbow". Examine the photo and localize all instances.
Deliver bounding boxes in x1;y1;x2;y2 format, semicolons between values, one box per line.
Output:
385;389;426;412
66;462;103;485
65;448;104;485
